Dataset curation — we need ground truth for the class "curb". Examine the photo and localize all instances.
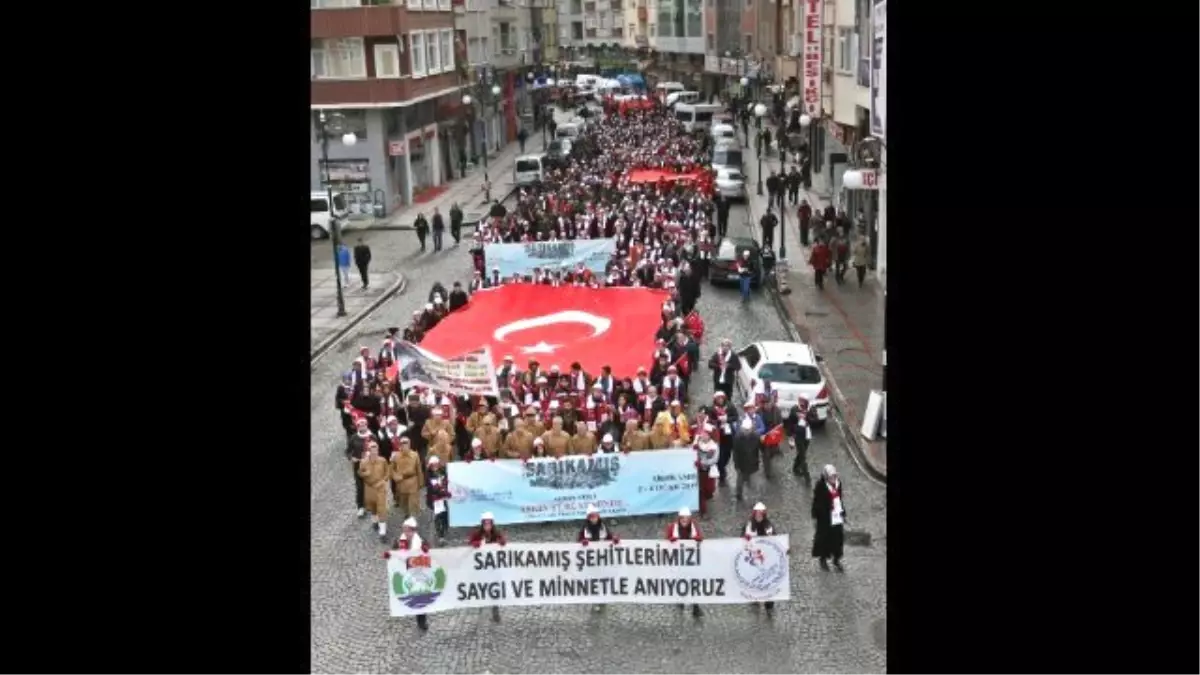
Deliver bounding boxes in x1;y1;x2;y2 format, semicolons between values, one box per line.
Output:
744;196;887;484
310;273;408;364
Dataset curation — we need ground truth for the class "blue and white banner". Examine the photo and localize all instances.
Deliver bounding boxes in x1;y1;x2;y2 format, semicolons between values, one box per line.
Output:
484;239;617;279
445;449;698;527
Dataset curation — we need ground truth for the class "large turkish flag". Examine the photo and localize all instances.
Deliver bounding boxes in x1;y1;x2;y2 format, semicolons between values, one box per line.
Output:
420;284;671;377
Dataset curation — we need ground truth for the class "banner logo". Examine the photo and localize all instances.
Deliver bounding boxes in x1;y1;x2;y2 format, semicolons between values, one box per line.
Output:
392;555;447;610
733;539;788;600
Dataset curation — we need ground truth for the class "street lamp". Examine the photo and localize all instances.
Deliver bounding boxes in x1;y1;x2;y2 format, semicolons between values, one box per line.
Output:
490;83;502;153
317;110;357;318
753;103;767;196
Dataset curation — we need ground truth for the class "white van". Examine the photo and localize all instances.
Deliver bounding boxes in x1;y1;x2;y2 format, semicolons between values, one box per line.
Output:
666;91;701;108
673;102;724;133
575;74;602;89
656;81;686;99
513;154;546;186
310;190;347;240
555;122;583;140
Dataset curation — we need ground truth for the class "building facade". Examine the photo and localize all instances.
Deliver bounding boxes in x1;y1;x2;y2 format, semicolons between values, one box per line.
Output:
557;0;627;53
311;0;462;216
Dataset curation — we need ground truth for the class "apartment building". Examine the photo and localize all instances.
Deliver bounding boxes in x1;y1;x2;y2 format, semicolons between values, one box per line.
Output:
311;0;463;215
558;0;627;52
621;0;648;49
645;0;705;84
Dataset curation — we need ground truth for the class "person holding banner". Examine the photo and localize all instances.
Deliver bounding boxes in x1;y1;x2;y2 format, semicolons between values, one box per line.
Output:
424;455;451;544
695;426;719;517
391;518;431;631
469;513;508;622
743;502;779;614
664;508;705;618
578;504;620;613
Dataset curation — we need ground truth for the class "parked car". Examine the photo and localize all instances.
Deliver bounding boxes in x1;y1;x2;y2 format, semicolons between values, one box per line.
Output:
310;190;347;240
711;142;744;172
545;138;573;165
708;236;763;287
714;167;746;201
734;340;831;426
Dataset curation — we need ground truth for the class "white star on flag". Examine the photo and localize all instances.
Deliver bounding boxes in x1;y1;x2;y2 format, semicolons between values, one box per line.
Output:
520;341;561;354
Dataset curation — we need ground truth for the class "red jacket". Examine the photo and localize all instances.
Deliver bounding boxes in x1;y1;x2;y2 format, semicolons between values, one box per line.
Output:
809;244;832;271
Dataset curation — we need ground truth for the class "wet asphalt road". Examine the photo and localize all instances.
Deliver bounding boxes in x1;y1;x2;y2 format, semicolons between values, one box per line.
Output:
309;198;887;674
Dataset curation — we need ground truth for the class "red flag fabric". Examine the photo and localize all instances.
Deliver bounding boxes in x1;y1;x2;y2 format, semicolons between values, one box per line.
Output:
420;285;671;378
684;310;705;341
673;352;690;378
762;424;785;447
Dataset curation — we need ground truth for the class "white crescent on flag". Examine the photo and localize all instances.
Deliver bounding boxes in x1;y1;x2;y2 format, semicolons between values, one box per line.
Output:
492;311;612;342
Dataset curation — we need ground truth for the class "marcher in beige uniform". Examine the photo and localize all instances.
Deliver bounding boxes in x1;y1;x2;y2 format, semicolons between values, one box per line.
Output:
541;417;572;458
421;407;453;447
429;428;454;466
524;407;547;436
570;425;598;455
649;411;675;449
622;419;653;451
502;419;535;459
477;413;503;458
357;440;391;542
465;401;489;437
389;438;424;521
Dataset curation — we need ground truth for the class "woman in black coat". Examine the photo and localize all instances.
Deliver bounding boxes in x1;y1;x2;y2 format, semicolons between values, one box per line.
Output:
811;464;847;571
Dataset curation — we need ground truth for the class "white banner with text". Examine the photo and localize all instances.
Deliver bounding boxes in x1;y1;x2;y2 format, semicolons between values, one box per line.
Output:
386;536;791;616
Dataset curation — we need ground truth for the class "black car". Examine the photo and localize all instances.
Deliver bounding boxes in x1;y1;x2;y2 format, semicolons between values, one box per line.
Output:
708;237;764;287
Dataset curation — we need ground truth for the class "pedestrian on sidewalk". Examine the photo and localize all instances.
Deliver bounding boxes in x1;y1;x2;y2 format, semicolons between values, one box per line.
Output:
759;207;778;250
786;166;801;205
336;241;352;287
832;233;850;285
765;171;781;210
414;212;429;252
762;127;772;157
809;238;831;290
449;202;464;245
851;233;871;288
431;207;446;252
517;126;529;154
716;194;731;239
353;238;372;289
798;199;812;246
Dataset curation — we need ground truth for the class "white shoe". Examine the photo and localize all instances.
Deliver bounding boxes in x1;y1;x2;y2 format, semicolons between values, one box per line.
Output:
356;508;366;518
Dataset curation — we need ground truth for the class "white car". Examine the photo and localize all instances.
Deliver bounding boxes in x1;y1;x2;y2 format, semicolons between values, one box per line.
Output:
310;190;347;240
710;123;737;143
715;167;746;201
735;340;832;426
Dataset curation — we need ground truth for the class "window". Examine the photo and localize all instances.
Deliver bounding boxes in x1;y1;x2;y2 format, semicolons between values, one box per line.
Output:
427;30;441;72
712;147;742;168
312;0;362;6
440;29;455;70
743;33;752;52
480;36;489;60
374;43;401;78
407;0;420;8
315;38;366;78
758;363;822;385
316;110;369;141
649;23;655;36
439;0;452;9
492;26;500;55
837;27;852;73
685;0;701;37
423;0;437;9
311;198;329;213
311;46;326;78
706;32;714;51
738;345;762;369
410;32;426;76
515;158;542;172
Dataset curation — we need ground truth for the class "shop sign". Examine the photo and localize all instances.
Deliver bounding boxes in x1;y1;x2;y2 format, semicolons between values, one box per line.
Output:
801;0;823;116
388;140;407;156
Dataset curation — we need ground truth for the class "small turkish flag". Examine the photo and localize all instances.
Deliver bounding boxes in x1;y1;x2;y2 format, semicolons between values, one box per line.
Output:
421;284;671;378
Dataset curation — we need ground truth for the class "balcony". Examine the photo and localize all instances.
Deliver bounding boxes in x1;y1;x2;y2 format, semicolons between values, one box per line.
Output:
311;71;460;106
311;3;455;38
